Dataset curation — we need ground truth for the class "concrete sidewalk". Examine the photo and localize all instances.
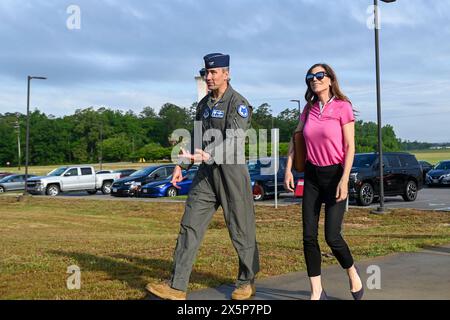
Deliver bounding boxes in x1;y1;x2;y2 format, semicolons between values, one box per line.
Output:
187;244;450;300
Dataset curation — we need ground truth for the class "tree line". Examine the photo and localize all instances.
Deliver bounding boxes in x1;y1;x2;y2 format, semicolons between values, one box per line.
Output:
0;102;415;166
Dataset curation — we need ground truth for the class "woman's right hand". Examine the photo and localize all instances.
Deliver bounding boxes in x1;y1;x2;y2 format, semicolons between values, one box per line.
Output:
284;171;295;193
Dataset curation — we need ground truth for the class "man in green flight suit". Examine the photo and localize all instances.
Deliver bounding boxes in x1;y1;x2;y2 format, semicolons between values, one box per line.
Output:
146;53;260;300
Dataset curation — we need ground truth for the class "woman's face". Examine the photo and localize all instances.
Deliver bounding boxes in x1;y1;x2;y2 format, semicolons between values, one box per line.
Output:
308;66;332;95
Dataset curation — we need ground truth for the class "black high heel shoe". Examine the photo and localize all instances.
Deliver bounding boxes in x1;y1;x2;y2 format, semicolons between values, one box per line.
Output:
350;266;364;300
319;290;328;300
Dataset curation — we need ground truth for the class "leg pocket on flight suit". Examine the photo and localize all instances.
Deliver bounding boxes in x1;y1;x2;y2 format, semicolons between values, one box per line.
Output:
181;193;199;227
227;199;255;248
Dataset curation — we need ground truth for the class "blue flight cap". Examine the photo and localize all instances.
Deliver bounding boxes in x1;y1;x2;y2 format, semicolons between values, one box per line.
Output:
199;68;206;77
204;53;230;69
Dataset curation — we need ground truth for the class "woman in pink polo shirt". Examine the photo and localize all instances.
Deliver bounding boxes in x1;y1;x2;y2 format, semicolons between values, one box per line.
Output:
284;63;363;300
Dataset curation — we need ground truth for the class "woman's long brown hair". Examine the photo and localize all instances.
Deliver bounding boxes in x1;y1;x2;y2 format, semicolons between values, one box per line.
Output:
304;63;352;110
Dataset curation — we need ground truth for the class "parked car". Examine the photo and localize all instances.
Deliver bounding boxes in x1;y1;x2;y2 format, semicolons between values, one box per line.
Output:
0;172;13;179
248;157;304;201
349;152;423;206
97;169;136;178
294;178;305;198
113;169;136;179
419;160;434;182
111;165;176;197
0;174;36;193
26;166;121;196
140;167;199;197
426;160;450;186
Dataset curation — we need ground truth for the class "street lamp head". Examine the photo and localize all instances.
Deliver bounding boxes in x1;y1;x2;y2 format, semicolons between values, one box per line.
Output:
380;0;396;2
30;76;47;80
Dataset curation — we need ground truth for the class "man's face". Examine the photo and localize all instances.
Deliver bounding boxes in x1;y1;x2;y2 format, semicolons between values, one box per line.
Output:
205;68;229;90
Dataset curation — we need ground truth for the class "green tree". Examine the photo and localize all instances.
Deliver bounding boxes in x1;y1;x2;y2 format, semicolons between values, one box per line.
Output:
274;107;300;142
102;134;132;162
134;143;172;162
158;103;191;147
252;103;273;130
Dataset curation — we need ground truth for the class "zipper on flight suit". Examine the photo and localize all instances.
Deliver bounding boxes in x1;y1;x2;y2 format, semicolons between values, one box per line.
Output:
233;117;239;129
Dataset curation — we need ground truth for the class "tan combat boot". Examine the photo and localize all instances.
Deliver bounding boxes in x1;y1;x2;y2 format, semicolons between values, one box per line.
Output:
146;282;187;300
231;283;256;300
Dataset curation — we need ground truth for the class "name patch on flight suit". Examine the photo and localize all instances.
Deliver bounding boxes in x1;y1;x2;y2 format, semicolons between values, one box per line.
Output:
211;109;225;118
237;105;249;118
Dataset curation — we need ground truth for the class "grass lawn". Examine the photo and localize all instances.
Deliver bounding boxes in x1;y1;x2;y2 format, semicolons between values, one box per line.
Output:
411;149;450;165
0;196;449;300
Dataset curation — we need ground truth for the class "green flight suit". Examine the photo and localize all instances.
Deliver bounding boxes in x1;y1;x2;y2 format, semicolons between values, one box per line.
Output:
170;85;260;292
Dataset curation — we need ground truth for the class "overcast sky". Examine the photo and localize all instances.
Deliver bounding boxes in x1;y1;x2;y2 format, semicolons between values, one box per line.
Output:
1;0;449;142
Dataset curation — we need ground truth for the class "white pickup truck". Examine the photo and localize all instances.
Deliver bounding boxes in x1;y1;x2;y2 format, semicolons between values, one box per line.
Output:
26;166;121;196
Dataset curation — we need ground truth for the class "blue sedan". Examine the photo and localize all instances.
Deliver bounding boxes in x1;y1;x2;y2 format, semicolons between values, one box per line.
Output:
426;160;450;186
139;168;198;197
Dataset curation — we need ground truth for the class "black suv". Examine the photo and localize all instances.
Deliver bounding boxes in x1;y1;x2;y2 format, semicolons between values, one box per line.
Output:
349;152;423;206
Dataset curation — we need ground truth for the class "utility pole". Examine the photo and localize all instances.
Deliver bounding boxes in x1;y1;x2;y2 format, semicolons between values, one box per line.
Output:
14;114;21;171
99;120;103;171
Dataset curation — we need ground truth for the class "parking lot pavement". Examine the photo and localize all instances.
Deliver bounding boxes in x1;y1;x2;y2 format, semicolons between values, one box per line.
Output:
184;244;450;300
32;186;450;211
354;186;450;212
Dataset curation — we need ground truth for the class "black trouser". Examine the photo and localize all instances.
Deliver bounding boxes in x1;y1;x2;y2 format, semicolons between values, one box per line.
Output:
302;161;354;277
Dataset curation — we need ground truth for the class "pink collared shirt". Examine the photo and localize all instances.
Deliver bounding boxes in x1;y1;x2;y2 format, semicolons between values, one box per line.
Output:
300;98;355;167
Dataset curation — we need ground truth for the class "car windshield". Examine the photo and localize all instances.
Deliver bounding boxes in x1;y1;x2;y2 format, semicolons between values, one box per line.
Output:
130;167;154;177
353;154;376;168
47;167;68;176
0;176;12;183
434;162;450;170
248;159;274;173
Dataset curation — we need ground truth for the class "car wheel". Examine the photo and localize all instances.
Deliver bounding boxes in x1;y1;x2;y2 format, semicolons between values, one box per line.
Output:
402;180;418;202
357;182;374;206
101;182;112;194
166;187;178;197
87;190;97;195
46;184;60;197
253;183;265;201
0;186;4;193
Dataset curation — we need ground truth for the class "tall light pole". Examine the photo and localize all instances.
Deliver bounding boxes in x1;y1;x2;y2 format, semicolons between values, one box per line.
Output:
24;76;47;195
99;120;103;171
290;99;302;116
372;0;396;214
14;114;21;171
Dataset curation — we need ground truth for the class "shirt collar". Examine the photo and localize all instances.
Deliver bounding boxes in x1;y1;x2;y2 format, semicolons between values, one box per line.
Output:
319;96;335;109
208;85;233;107
319;96;335;113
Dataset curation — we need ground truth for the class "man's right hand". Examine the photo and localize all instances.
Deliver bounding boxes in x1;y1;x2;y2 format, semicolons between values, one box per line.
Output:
284;171;295;193
171;166;184;189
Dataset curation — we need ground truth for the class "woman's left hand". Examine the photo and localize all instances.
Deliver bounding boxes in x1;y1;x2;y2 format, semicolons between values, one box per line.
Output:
336;179;349;202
